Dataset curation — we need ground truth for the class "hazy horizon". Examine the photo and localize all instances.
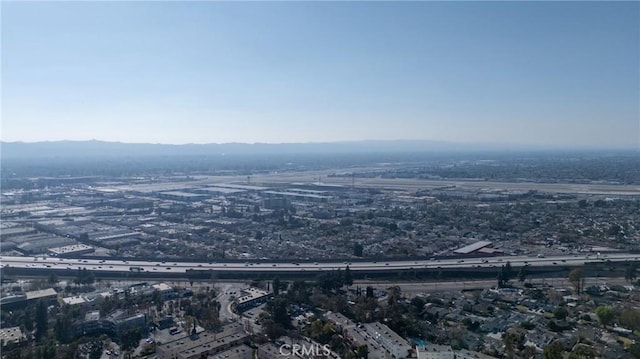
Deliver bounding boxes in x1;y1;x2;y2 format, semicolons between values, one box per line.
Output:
2;1;639;147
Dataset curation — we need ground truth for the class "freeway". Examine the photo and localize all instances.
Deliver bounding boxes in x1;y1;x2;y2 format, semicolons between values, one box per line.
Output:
1;253;638;275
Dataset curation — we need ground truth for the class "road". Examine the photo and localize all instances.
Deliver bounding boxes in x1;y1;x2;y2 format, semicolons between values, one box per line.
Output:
2;253;637;275
216;282;244;322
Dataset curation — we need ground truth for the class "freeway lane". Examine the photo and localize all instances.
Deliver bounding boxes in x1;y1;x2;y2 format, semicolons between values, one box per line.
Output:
1;253;638;274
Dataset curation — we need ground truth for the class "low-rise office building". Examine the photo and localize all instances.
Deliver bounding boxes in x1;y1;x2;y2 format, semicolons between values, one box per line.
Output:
234;287;270;312
71;309;148;342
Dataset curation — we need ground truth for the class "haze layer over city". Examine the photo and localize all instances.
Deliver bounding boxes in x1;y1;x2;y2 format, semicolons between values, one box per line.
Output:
1;1;639;359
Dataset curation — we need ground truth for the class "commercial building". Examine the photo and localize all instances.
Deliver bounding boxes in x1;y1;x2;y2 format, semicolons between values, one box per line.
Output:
152;283;176;299
61;295;91;308
71;309;148;342
49;244;94;257
234;287;270;312
14;234;76;254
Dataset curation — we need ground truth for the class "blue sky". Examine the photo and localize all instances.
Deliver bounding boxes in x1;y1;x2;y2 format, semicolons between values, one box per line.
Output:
2;1;638;147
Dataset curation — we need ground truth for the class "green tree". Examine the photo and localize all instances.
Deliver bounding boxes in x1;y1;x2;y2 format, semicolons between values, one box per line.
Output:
353;243;364;257
47;273;58;286
554;306;568;320
626;264;637;283
266;297;289;327
89;343;103;359
595;306;615;327
23;307;34;332
344;266;353;287
365;286;374;298
152;290;163;312
629;343;640;359
262;318;285;341
355;344;369;358
569;345;597;359
54;317;72;344
518;266;528;283
35;299;48;342
568;268;583;294
619;309;640;331
120;327;142;351
497;268;506;288
543;342;564;359
504;332;522;358
273;276;281;296
504;261;513;281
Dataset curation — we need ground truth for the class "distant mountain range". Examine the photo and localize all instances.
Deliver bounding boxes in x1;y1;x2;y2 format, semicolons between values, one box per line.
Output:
0;139;627;159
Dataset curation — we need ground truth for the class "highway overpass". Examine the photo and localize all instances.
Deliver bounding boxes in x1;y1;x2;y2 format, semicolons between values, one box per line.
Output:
2;253;638;281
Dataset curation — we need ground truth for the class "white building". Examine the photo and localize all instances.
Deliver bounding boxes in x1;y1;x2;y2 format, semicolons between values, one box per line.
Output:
417;345;455;359
363;322;412;358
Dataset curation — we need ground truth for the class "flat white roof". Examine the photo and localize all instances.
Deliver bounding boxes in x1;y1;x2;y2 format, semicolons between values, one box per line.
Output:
152;283;173;292
49;244;93;254
236;287;269;304
0;327;24;343
62;296;88;305
26;288;57;300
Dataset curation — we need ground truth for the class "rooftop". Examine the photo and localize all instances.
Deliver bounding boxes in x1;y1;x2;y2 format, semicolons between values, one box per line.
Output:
454;240;493;254
25;288;57;300
236;287;269;305
0;327;25;344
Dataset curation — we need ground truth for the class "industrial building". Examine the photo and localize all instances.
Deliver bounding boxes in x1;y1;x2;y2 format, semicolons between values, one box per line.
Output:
158;191;209;202
263;190;331;204
453;241;493;255
49;244;95;257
